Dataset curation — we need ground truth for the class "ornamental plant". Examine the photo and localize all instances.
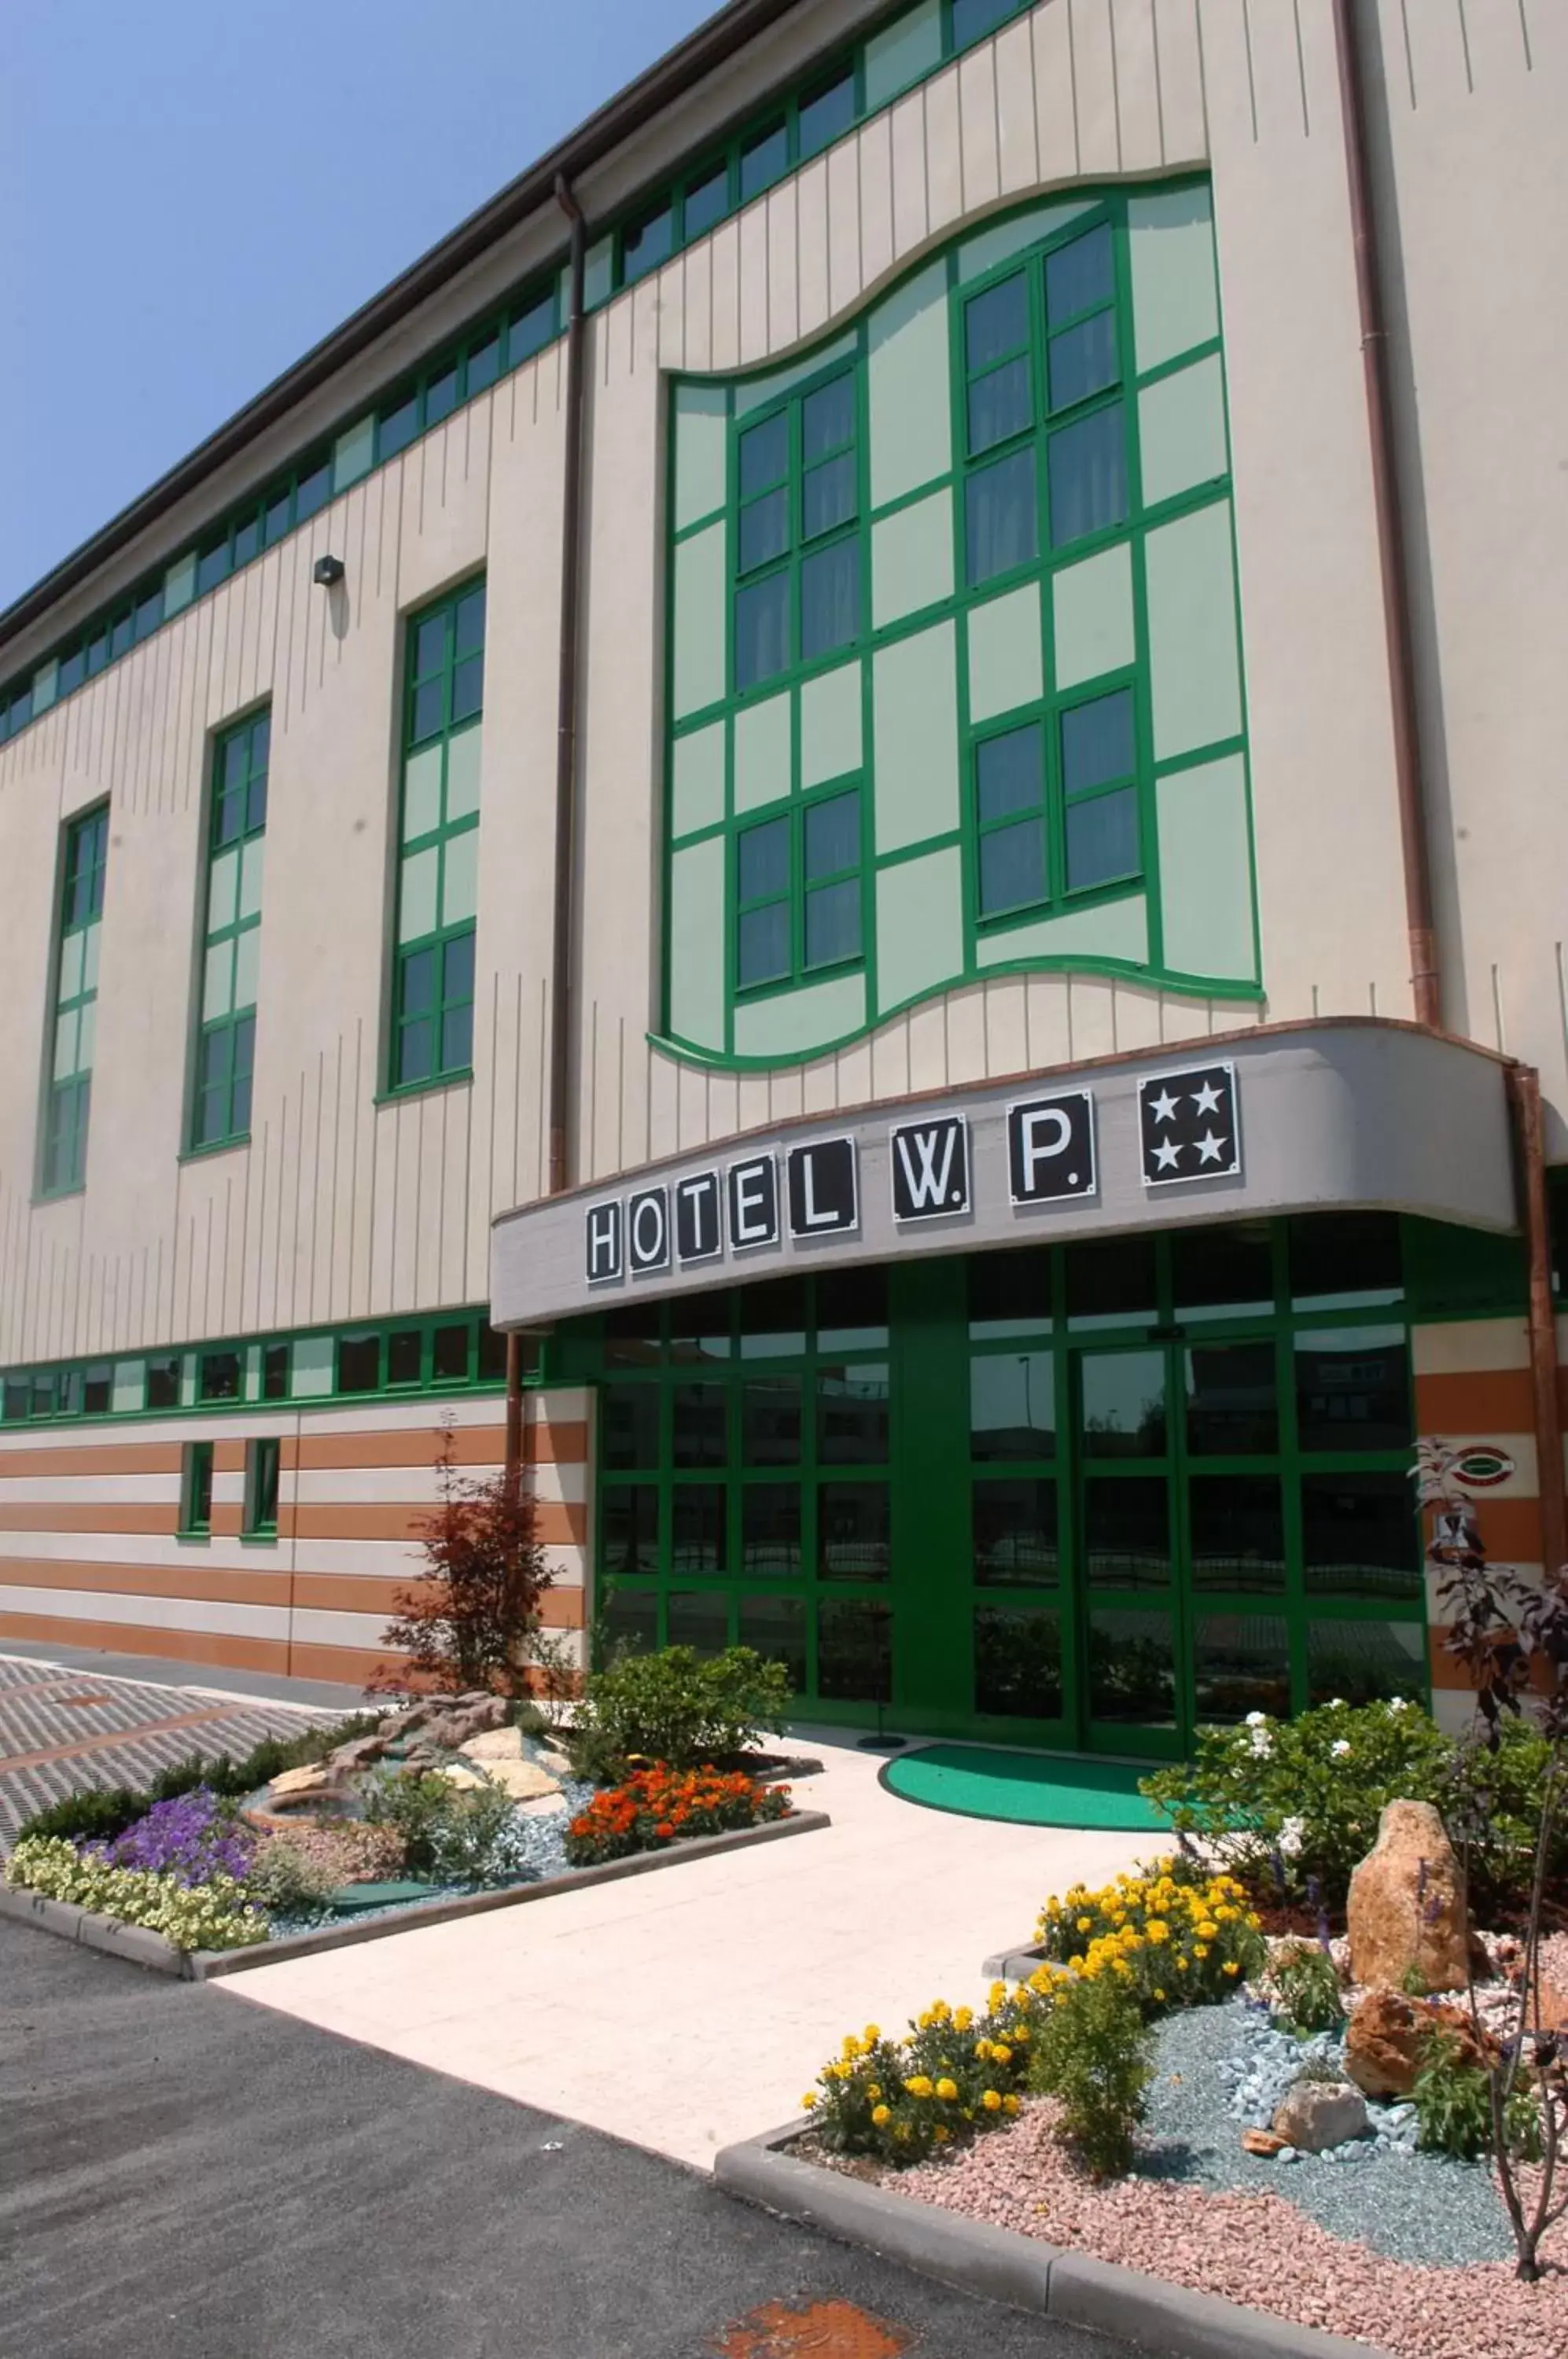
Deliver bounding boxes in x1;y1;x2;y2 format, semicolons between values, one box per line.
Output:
93;1787;256;1887
1036;1860;1265;2011
566;1645;791;1783
360;1765;536;1886
5;1836;267;1952
804;1983;1042;2167
562;1762;789;1866
1029;1967;1152;2180
375;1424;561;1699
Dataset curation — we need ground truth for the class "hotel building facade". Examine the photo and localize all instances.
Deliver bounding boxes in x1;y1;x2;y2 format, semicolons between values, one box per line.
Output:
0;0;1562;1753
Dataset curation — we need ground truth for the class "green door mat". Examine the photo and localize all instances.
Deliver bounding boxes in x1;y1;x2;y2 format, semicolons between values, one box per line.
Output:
881;1743;1170;1831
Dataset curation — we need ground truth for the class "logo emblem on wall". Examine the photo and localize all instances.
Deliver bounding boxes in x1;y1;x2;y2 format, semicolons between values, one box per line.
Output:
1446;1444;1516;1491
1139;1062;1241;1187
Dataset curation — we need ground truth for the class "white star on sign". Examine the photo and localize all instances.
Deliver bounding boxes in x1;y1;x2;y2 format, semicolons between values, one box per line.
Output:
1149;1088;1180;1126
1191;1079;1224;1117
1194;1130;1228;1165
1153;1136;1183;1172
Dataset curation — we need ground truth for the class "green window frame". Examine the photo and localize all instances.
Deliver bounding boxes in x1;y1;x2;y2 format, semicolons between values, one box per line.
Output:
735;785;865;994
179;1441;214;1538
243;1437;281;1539
389;580;485;1094
733;366;863;696
190;707;268;1153
42;805;109;1197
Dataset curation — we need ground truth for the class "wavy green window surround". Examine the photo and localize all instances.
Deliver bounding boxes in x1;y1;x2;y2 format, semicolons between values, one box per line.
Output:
190;708;268;1154
41;805;109;1196
660;181;1259;1072
388;580;484;1095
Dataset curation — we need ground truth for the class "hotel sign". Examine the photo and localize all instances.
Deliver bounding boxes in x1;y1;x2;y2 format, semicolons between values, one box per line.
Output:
584;1065;1238;1284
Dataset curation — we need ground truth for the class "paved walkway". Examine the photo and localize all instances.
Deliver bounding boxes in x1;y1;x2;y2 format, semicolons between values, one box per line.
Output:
0;1651;340;1849
226;1733;1150;2169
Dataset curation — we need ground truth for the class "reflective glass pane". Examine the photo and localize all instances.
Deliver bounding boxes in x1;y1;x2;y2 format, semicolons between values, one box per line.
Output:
966;274;1029;373
623;203;674;283
451;653;483;723
396;1018;433;1085
740;121;788;201
1045;222;1115;324
804;789;859;879
966;446;1038;586
817;1598;892;1702
1184;1342;1279;1455
604;1301;663;1367
466;333;501;393
432;1323;469;1381
818;1362;890;1463
603;1583;657;1653
799;71;855;156
1171;1222;1275;1321
603;1383;661;1470
1061;689;1134;793
1066;1235;1157;1327
1088;1606;1176;1724
739;1593;805;1688
672;1483;727;1573
1084;1477;1171;1586
978;819;1046;917
734;572;790;690
668;1590;730;1656
1064;788;1138;892
803;452;856;539
672;1381;727;1467
231;516;260;569
336;1334;380;1393
970;1353;1056;1459
1307;1618;1426;1709
200;1350;241;1401
1048;311;1118;410
443;927;476;1004
411;678;445;742
509;292;555;366
441;1000;474;1076
1301;1473;1422;1601
1080;1351;1167;1456
602;1485;660;1574
968;358;1032;456
974;1605;1062;1718
263;1344;290;1400
743;1376;801;1464
196;541;230;596
683;162;730;239
387;1330;422;1385
1194;1614;1292;1722
815;1265;889;1351
738;903;790;988
264;490;292;544
977;723;1043;823
973;1478;1058;1585
738;1277;807;1359
819;1481;889;1581
801;538;859;661
1294;1328;1411;1453
455;588;486;655
1288;1212;1403;1310
1189;1474;1286;1592
400;944;436;1017
294;460;331;521
1047;403;1127;546
380;392;419;457
804;375;855;459
739;412;789;496
738;816;790;901
742;1481;802;1575
804;878;860;968
968;1247;1052;1338
739;488;790;572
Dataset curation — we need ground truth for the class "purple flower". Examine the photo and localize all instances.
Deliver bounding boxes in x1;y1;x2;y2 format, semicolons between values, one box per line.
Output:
91;1789;256;1887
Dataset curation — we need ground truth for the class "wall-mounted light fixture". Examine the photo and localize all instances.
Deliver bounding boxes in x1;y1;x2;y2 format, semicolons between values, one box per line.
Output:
312;554;345;587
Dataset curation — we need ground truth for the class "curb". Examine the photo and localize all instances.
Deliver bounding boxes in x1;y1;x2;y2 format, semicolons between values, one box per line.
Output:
0;1808;831;1980
713;2121;1395;2359
982;1938;1051;1980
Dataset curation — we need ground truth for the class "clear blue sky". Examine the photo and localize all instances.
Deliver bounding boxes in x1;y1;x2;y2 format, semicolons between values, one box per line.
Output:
0;0;720;613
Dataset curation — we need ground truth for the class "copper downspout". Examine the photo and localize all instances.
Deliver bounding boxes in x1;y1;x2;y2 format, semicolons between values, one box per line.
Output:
506;175;589;1492
1507;1066;1567;1583
1331;0;1441;1031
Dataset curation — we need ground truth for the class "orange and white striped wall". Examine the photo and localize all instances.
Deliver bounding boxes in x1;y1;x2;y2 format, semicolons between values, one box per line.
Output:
0;1386;591;1691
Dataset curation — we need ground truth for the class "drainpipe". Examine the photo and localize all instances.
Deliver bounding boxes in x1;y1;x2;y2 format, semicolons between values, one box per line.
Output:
1331;0;1441;1030
505;174;589;1494
1506;1065;1567;1585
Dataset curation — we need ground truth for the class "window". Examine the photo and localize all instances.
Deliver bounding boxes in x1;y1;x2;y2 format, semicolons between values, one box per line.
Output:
622;200;674;285
180;1442;214;1537
734;370;861;694
799;68;856;158
262;1343;290;1399
736;788;863;993
42;806;108;1195
147;1355;180;1409
243;1438;281;1539
337;1331;381;1393
200;1350;241;1402
192;708;267;1150
391;581;484;1091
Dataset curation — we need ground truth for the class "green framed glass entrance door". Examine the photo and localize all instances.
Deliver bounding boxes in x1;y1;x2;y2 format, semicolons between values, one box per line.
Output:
1074;1343;1183;1757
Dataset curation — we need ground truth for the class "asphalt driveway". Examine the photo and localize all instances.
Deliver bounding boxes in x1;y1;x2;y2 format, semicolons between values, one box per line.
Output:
0;1919;1133;2359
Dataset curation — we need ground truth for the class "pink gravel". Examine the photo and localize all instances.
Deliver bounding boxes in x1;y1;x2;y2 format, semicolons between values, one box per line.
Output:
875;2099;1568;2359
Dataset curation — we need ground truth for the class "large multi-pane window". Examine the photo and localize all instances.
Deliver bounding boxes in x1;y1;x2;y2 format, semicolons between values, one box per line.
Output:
391;580;484;1091
191;708;268;1150
42;807;108;1195
734;370;861;694
735;786;864;992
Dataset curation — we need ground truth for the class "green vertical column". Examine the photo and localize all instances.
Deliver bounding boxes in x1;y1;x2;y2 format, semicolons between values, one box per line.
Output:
889;1255;972;1728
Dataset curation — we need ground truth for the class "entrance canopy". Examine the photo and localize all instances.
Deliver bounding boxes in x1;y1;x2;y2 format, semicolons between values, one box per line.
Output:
490;1018;1515;1331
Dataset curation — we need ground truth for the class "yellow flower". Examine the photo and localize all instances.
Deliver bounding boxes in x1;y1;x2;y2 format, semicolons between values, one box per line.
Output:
933;2126;950;2144
953;2007;974;2031
1013;2023;1030;2043
905;2075;933;2099
936;2077;959;2101
991;2044;1011;2066
867;2084;882;2102
1146;1919;1169;1945
1223;1960;1240;1977
1246;1913;1263;1930
975;2038;992;2061
1112;1959;1132;1979
989;1982;1008;2010
1153;1987;1166;2001
1076;1916;1094;1934
871;2103;890;2127
801;2092;817;2110
1176;1955;1189;1973
1194;1944;1209;1960
1003;2093;1020;2116
1197;1923;1218;1942
981;2089;1003;2112
864;2024;881;2044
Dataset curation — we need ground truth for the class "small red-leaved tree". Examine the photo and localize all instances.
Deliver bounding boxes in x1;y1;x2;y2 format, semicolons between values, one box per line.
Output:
374;1425;559;1698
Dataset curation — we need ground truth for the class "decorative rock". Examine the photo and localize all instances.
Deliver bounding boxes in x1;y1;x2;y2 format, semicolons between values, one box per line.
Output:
269;1763;333;1799
483;1758;561;1802
1240;2128;1287;2158
1346;1798;1469;1994
326;1733;390;1772
458;1727;525;1763
1271;2080;1368;2153
435;1764;488;1791
1342;1987;1489;2098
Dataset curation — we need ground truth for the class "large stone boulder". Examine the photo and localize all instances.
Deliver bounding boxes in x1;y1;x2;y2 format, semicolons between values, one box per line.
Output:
1346;1799;1469;1994
1272;2081;1368;2152
1342;1988;1489;2098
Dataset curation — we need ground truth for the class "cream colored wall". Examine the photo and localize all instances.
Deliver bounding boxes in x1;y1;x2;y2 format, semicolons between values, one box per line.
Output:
2;0;1561;1365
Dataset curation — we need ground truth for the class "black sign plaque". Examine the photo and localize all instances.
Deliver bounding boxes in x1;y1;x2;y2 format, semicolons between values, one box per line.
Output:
627;1185;671;1275
786;1137;858;1237
890;1115;970;1222
673;1170;723;1266
727;1154;780;1251
1007;1090;1096;1204
584;1198;623;1284
1139;1062;1241;1187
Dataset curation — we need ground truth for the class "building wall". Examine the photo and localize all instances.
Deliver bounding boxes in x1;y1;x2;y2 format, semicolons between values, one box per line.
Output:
0;1387;589;1687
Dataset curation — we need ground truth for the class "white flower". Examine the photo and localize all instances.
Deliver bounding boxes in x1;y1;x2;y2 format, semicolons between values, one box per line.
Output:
1245;1710;1270;1728
1249;1726;1274;1759
1278;1816;1305;1859
1329;1698;1345;1710
1386;1696;1408;1713
1331;1739;1352;1759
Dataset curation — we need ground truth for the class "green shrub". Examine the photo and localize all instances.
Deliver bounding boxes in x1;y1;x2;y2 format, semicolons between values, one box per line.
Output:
359;1766;530;1886
1442;1718;1568;1920
1139;1699;1456;1907
566;1646;790;1782
148;1713;384;1805
13;1785;149;1847
1029;1970;1152;2180
1272;1941;1345;2035
247;1837;340;1920
4;1835;267;1952
805;1983;1043;2166
1412;2030;1541;2162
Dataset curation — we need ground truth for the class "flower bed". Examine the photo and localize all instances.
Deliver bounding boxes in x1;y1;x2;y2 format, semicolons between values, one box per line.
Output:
563;1764;790;1867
